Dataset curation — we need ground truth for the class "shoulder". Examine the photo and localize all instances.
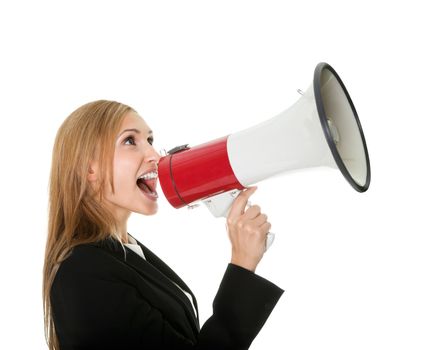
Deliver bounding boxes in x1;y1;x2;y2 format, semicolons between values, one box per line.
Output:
54;241;128;285
63;243;115;267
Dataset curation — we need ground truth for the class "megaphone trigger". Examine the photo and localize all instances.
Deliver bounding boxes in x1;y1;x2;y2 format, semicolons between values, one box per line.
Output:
265;232;275;252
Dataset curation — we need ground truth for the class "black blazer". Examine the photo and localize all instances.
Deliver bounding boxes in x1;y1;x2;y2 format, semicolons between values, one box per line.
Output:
51;236;284;349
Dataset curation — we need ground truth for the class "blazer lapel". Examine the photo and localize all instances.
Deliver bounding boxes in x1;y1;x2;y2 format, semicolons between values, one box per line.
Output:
123;248;200;333
134;237;200;323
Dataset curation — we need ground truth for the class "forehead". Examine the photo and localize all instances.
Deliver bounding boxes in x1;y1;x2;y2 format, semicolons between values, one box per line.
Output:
120;112;152;134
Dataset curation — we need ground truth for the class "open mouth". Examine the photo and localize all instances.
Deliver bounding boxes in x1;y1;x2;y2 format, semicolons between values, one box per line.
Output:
137;173;158;199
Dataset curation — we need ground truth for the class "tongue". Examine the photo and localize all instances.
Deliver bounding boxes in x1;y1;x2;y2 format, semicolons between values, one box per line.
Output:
137;179;155;194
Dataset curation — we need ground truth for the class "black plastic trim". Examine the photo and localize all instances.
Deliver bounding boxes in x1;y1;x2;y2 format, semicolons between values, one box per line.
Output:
313;62;371;192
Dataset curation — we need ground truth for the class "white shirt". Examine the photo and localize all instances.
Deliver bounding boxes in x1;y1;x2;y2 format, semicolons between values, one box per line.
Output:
124;236;197;317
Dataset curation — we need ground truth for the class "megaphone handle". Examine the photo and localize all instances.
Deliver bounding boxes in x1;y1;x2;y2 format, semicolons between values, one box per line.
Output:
202;190;240;218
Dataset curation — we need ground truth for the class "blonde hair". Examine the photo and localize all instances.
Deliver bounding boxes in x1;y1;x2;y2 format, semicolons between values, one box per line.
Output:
43;100;135;349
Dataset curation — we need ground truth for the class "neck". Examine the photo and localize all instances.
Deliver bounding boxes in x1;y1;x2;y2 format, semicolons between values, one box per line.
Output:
120;231;129;244
112;209;131;244
101;199;131;244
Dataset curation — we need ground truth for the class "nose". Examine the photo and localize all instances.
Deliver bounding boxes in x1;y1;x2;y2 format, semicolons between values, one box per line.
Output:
144;145;161;166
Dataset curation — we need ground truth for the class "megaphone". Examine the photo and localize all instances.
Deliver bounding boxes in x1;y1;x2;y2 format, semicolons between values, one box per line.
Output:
158;62;371;218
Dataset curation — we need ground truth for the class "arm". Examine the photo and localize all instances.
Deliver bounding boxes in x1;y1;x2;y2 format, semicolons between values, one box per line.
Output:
197;263;283;350
196;187;284;349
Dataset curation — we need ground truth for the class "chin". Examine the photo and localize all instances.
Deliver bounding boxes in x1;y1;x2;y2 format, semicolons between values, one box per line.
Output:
135;205;158;216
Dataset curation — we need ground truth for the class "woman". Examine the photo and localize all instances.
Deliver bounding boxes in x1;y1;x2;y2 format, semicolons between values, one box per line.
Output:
43;100;283;350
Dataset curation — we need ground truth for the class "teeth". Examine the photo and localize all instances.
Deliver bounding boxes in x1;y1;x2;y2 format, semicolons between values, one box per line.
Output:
138;171;158;180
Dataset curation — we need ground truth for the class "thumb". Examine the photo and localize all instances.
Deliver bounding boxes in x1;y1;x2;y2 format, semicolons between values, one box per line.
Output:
227;187;258;219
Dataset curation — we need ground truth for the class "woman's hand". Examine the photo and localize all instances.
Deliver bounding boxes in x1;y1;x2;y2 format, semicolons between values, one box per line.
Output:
226;187;271;272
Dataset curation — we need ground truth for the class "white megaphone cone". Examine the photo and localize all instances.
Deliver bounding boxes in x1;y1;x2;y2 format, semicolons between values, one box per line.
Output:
227;62;370;188
157;62;371;249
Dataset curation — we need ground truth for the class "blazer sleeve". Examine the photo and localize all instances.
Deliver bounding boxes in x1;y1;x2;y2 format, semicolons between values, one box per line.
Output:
196;263;284;349
51;248;283;350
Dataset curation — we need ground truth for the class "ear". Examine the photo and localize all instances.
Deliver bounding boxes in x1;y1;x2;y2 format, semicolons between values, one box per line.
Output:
87;160;100;182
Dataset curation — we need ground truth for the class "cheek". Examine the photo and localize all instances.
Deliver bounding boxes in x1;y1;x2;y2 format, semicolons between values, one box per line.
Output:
112;153;138;189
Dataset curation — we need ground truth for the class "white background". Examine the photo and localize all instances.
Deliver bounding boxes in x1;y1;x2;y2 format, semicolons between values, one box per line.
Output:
1;1;443;349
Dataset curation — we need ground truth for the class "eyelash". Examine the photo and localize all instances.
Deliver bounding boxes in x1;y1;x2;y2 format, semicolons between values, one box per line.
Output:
124;135;154;146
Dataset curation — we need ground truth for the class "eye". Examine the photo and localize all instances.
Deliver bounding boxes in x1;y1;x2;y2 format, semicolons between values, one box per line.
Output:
148;137;154;145
123;136;136;145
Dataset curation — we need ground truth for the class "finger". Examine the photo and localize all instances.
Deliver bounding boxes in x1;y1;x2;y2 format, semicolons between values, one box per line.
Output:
243;205;261;220
227;187;258;219
251;213;268;226
259;222;272;234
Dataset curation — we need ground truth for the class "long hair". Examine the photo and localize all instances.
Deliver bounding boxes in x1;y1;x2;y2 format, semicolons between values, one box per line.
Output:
43;100;135;349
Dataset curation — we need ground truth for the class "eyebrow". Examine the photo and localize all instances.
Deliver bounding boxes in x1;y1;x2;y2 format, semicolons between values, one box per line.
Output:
118;128;153;138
